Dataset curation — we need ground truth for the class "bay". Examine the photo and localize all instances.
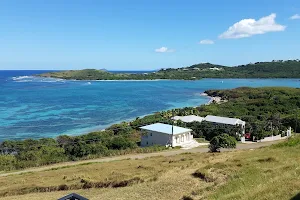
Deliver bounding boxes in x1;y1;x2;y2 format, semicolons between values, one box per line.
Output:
0;70;299;140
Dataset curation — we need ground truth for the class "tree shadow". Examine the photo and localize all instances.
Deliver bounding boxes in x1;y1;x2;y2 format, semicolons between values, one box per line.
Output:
291;193;300;200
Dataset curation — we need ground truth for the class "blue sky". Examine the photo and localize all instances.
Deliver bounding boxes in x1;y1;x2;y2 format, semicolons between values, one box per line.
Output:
0;0;299;70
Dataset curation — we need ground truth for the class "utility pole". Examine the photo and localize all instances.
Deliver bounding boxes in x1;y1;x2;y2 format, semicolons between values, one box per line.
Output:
171;109;174;147
295;109;299;134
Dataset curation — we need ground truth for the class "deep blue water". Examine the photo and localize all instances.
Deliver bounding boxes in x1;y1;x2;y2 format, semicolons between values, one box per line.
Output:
0;70;299;141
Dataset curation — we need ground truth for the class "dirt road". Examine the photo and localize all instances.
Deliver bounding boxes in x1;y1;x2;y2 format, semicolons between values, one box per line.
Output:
0;140;281;177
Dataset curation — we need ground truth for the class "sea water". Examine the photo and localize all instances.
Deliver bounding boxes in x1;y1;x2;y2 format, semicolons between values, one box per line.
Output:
0;70;299;140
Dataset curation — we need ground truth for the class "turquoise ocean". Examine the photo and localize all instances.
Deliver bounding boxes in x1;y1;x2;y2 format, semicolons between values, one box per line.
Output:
1;70;299;140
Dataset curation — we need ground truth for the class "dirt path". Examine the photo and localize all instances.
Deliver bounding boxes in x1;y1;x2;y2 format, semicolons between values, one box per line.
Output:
0;140;281;177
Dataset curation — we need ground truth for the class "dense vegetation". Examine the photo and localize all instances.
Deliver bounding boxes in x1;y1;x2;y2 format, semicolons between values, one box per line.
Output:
0;87;299;171
0;130;166;171
38;59;300;80
130;87;300;141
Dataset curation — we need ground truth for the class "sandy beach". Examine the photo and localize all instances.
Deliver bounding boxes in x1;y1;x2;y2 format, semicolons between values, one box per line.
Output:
200;92;225;105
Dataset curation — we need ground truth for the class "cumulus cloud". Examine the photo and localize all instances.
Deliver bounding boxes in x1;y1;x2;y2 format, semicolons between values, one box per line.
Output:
199;40;214;44
219;13;286;39
290;14;300;20
155;47;175;53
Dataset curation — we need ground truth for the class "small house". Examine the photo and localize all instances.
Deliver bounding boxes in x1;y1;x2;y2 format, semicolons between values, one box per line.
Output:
140;123;193;147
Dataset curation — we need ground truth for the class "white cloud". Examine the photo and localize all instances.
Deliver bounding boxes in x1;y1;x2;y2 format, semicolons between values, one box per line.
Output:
219;13;286;39
155;47;175;53
199;40;214;44
290;14;300;20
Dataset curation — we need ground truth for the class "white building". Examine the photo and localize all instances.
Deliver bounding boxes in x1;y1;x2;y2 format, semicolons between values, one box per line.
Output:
204;115;246;134
140;123;193;147
172;115;205;123
204;115;246;142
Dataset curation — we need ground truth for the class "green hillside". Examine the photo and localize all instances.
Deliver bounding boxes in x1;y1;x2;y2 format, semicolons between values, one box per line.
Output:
38;59;300;80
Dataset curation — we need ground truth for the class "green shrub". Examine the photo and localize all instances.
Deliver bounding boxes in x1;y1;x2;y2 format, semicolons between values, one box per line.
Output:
209;134;237;152
0;155;17;171
108;136;137;150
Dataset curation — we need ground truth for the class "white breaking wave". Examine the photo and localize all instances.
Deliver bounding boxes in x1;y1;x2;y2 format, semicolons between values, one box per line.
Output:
12;76;65;83
82;82;92;86
12;76;32;81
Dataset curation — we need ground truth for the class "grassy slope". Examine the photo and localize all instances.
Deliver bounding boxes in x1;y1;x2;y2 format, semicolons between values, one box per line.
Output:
1;137;300;200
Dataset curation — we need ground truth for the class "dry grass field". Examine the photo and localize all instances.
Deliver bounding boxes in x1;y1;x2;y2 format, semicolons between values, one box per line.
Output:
0;137;300;200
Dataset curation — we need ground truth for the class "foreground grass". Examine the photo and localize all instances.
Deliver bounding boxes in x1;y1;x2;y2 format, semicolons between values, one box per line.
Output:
0;137;300;200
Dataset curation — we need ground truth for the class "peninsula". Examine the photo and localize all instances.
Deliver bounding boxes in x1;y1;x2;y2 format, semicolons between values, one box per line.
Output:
38;59;300;80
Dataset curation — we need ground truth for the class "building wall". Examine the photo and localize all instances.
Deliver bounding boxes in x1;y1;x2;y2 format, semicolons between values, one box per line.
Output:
141;130;192;147
141;130;172;147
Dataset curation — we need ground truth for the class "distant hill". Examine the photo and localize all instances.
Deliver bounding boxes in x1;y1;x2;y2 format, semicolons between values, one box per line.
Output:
38;59;300;80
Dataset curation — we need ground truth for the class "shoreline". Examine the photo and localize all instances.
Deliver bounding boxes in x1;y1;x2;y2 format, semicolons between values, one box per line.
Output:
12;75;300;83
73;95;213;136
43;93;212;139
35;76;198;82
35;74;300;82
200;92;223;105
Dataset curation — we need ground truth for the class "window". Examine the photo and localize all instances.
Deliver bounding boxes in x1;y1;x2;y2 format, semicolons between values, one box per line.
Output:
150;133;152;136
